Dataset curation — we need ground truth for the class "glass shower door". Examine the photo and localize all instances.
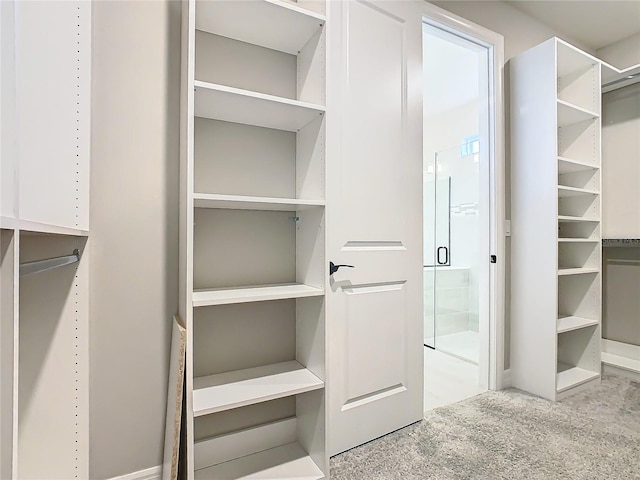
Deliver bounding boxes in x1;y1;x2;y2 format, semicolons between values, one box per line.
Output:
423;156;450;349
431;146;482;365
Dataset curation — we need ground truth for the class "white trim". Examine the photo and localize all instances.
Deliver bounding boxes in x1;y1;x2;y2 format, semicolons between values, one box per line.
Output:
106;466;162;480
502;369;512;388
420;2;506;391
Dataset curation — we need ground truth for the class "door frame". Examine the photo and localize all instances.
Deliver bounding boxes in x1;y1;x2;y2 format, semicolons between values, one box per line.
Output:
421;2;506;390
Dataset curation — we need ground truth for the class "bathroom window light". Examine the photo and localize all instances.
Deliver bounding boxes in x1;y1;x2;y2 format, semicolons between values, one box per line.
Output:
461;134;480;157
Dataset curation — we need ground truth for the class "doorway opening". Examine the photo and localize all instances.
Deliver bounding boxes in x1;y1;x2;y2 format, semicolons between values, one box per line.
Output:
422;19;497;412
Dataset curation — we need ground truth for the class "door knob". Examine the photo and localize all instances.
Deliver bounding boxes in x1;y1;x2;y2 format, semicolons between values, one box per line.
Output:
330;261;354;276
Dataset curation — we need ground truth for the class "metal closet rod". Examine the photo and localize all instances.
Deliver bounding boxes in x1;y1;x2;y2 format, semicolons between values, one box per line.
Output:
19;249;81;277
602;72;640;91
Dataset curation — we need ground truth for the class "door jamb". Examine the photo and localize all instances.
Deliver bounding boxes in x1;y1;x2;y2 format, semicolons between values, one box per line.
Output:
420;2;507;391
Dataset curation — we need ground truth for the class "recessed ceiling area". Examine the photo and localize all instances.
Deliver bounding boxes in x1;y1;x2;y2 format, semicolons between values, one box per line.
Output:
505;1;640;51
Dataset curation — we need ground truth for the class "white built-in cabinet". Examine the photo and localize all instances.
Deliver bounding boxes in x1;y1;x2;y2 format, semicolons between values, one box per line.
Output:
510;38;602;401
0;1;90;479
178;1;327;478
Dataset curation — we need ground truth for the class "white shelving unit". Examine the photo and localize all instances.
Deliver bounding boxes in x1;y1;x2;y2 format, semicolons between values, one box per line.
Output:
178;1;327;478
511;38;602;401
1;2;91;479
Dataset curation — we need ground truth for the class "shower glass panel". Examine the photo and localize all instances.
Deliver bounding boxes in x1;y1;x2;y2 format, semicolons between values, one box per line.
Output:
432;146;481;364
423;162;450;348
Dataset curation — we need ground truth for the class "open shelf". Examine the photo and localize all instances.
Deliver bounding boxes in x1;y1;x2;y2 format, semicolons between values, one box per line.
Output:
557;186;598;197
194;81;325;132
601;340;640;375
193;360;323;417
557;41;599;79
558;215;599;223
193;194;325;211
557;267;599;276
195;0;325;56
193;284;324;307
557;316;598;334
194;441;324;480
0;217;89;237
558;238;598;243
602;352;640;374
556;363;599;393
558;157;598;174
557;100;598;127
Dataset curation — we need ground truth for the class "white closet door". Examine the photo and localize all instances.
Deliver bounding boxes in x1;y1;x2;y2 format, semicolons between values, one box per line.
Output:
327;0;423;456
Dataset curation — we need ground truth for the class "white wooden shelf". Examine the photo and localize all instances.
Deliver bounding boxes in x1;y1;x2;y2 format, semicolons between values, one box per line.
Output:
558;215;599;223
557;99;598;127
601;352;640;374
557;238;599;243
558;157;599;174
193;193;325;211
194;81;325;132
194;442;324;480
557;267;599;276
601;340;640;375
556;364;599;393
193;361;324;417
0;217;89;237
192;283;324;307
557;316;598;334
195;0;325;55
557;186;599;197
557;41;599;79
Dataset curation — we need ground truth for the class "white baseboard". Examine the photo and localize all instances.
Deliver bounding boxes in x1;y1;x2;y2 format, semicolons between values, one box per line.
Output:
107;465;161;480
502;368;512;388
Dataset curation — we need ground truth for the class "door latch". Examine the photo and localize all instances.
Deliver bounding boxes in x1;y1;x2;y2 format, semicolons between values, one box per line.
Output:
330;262;355;275
490;255;497;264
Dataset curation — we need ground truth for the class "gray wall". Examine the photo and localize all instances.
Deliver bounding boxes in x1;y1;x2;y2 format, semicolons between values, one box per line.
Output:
90;1;180;478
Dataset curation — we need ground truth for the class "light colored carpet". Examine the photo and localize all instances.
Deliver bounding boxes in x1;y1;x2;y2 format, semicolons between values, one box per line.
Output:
330;374;640;479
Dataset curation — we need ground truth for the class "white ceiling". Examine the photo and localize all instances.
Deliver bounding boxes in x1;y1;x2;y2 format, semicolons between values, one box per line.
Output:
505;1;640;51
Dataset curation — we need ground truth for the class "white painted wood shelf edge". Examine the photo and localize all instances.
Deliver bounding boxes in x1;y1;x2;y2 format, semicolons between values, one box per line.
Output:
0;216;89;236
601;352;640;374
556;364;599;393
557;316;599;334
194;442;324;480
556;99;599;127
193;360;324;417
192;283;324;307
558;215;600;223
193;193;325;211
557;267;599;276
557;186;599;197
557;238;599;243
557;156;599;173
195;0;325;55
194;81;325;132
601;340;640;374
